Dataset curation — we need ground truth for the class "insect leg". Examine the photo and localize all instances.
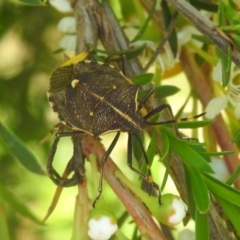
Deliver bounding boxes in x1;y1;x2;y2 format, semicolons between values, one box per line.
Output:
137;88;155;111
47;132;85;187
47;135;62;184
92;132;121;208
127;133;161;205
144;103;182;139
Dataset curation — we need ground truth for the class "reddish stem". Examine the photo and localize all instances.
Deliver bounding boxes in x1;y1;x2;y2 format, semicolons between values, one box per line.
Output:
180;46;240;189
82;135;166;240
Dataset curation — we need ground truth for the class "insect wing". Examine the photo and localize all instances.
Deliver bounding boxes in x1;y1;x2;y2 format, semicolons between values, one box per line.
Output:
93;85;140;135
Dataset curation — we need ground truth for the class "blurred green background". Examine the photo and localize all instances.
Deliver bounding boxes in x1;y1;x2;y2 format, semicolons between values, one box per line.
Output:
0;1;81;239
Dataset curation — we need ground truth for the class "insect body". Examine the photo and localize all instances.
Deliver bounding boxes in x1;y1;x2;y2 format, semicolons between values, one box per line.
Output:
48;61;145;136
47;60;199;206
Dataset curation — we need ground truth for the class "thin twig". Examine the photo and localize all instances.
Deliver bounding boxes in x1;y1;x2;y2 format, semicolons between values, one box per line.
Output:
143;11;179;72
166;0;240;67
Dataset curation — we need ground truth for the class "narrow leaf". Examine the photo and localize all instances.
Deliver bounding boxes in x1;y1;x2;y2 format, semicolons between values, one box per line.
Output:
183;165;196;218
189;0;218;12
161;0;178;57
154;85;180;99
146;131;157;166
214;195;240;237
0;183;41;224
188;144;211;162
187;167;210;213
161;127;214;173
158;129;169;162
131;0;157;42
0;123;45;175
19;0;46;5
195;210;209;240
225;166;240;185
138;85;180;100
177;120;213;129
131;73;154;85
203;173;240;207
201;150;235;156
231;129;240;143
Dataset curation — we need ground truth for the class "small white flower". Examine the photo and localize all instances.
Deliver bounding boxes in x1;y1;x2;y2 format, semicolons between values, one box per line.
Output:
206;61;240;119
205;96;228;119
212;60;223;82
57;17;76;33
88;216;118;240
210;157;229;181
130;40;177;73
59;35;76;51
49;0;72;12
177;25;203;49
168;198;188;225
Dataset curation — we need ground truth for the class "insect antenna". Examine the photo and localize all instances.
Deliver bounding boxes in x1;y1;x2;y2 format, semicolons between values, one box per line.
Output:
143;101;205;140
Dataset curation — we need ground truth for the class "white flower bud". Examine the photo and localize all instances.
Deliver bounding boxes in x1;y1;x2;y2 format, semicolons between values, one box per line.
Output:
58;17;76;33
49;0;72;12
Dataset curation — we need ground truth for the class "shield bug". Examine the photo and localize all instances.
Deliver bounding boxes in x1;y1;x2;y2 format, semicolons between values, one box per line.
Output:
47;60;204;206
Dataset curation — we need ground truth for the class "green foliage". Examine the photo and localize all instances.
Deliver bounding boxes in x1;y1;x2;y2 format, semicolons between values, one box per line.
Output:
2;0;240;239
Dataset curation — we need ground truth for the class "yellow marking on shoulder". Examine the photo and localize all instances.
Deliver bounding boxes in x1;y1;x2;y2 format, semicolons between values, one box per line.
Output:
112;85;117;89
89;111;94;116
71;79;80;88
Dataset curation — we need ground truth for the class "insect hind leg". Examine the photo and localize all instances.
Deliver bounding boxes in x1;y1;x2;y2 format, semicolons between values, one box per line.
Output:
127;133;161;205
92;132;121;208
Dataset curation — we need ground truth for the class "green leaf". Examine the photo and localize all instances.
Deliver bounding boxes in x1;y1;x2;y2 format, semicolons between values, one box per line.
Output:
19;0;46;6
138;85;180;100
225;166;240;185
187;167;210;213
221;44;232;87
131;73;155;85
202;150;235;156
154;85;180;99
131;0;157;42
90;44;146;60
188;144;211;162
132;132;144;161
124;44;146;60
146;131;157;166
161;127;214;173
195;210;209;240
203;173;240;207
214;195;240;237
161;0;178;57
0;183;41;224
232;129;240;143
218;0;232;87
177;120;213;129
158;129;169;162
184;165;196;218
189;0;218;12
0;123;45;175
192;34;213;45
